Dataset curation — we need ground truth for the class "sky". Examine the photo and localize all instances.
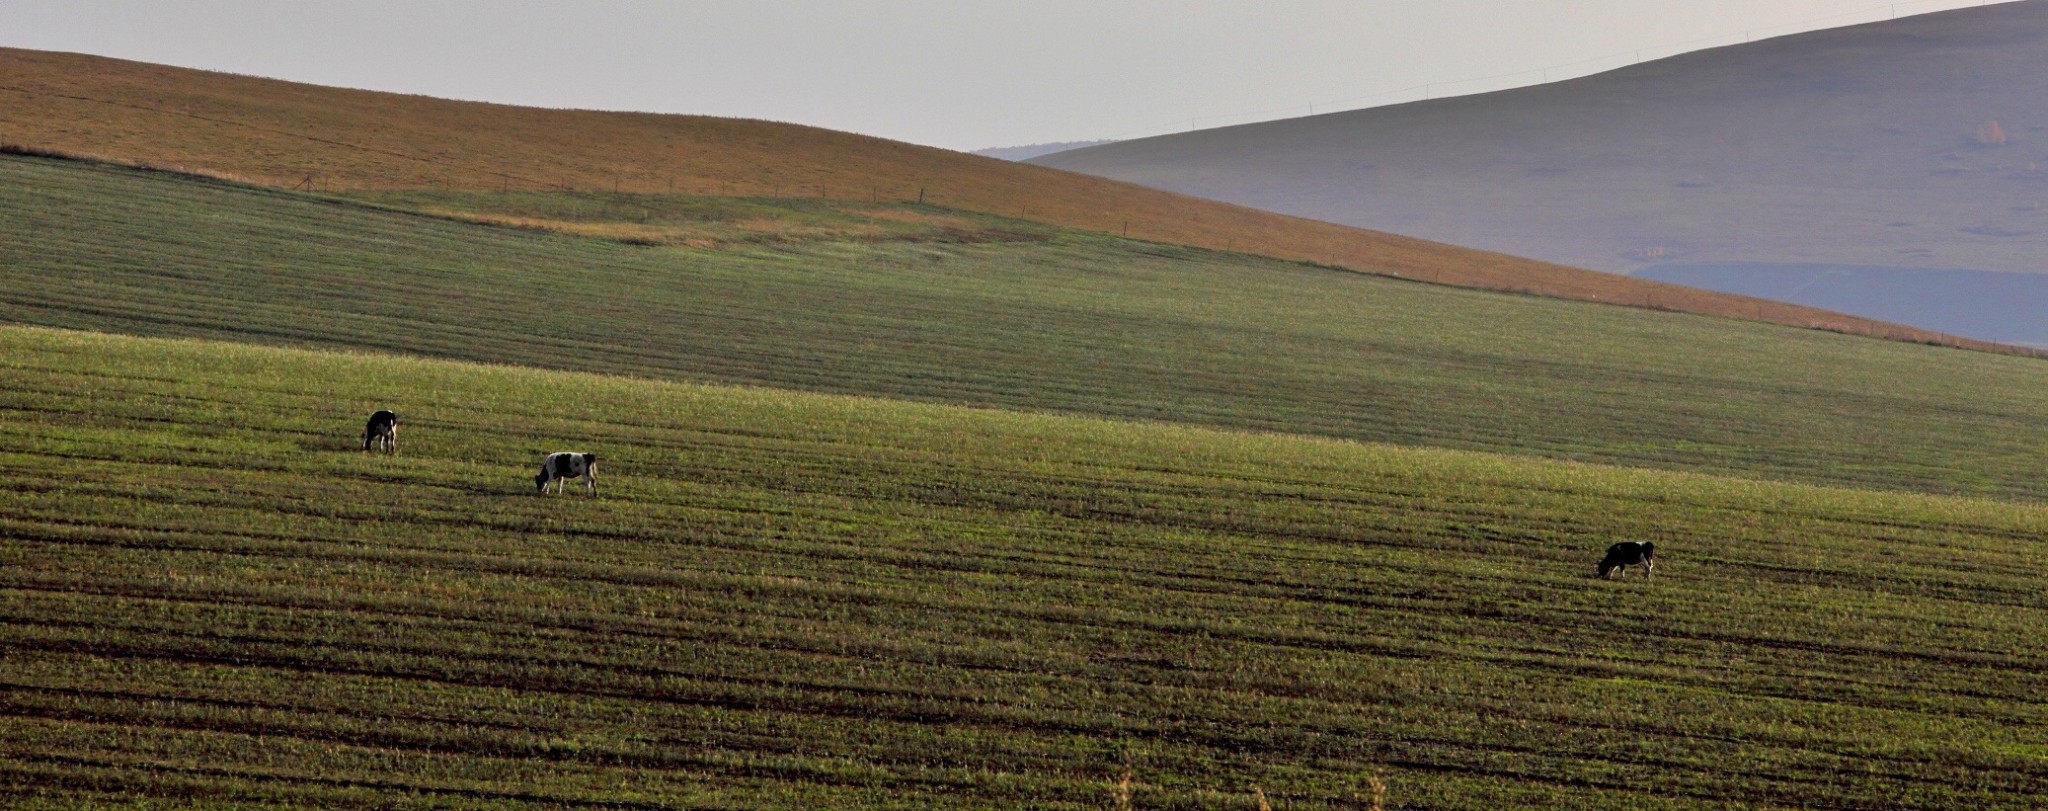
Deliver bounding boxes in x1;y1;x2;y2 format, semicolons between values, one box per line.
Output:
0;0;2027;152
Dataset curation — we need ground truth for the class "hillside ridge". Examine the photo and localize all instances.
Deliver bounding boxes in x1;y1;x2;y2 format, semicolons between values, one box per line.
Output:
0;46;2015;354
1031;2;2048;344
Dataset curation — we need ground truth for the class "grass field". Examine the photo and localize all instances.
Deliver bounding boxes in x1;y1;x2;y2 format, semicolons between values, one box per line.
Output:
7;153;2048;502
12;45;2048;811
5;325;2048;809
0;46;1997;350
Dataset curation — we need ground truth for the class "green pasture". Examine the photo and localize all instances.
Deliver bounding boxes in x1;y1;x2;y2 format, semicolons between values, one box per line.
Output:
8;154;2048;500
4;326;2048;809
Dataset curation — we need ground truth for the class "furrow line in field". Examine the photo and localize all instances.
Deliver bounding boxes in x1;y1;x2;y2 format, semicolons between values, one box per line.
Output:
6;662;1979;810
0;586;1451;709
12;585;2015;770
0;571;1469;682
0;635;1114;738
3;645;1396;795
0;680;1160;786
17;517;2039;691
0;749;739;811
1465;641;2048;727
1;513;1535;623
0;680;544;734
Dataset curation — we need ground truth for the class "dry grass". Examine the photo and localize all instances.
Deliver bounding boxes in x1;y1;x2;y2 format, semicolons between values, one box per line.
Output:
414;206;928;247
0;47;2019;353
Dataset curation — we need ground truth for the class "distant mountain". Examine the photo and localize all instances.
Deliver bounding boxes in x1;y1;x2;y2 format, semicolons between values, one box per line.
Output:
1034;2;2048;345
973;140;1115;161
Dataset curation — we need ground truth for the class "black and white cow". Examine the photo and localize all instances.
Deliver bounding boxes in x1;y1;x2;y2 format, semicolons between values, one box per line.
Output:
363;410;399;453
536;451;599;496
1598;541;1655;579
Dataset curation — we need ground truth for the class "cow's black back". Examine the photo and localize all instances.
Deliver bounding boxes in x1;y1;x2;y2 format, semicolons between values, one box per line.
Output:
1598;541;1655;578
363;410;399;452
537;451;599;495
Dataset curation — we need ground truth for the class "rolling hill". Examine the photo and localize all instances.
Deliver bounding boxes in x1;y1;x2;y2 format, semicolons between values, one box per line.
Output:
0;45;1998;351
1033;1;2048;345
11;41;2048;810
7;325;2048;809
10;152;2048;499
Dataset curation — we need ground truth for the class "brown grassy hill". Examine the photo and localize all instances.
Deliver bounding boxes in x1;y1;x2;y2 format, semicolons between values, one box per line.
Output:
0;46;2010;353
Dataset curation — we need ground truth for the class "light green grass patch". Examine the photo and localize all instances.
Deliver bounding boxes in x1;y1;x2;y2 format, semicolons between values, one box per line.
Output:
11;154;2048;502
6;325;2048;808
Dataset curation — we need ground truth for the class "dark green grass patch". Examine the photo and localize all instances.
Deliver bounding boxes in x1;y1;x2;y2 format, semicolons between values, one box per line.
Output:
7;153;2048;503
4;326;2048;808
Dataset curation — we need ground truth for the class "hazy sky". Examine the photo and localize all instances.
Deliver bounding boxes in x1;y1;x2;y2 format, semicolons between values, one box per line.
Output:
1;0;2026;151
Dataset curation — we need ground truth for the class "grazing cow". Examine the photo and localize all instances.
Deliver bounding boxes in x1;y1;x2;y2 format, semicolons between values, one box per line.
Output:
1598;541;1655;579
363;410;399;453
536;451;599;496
